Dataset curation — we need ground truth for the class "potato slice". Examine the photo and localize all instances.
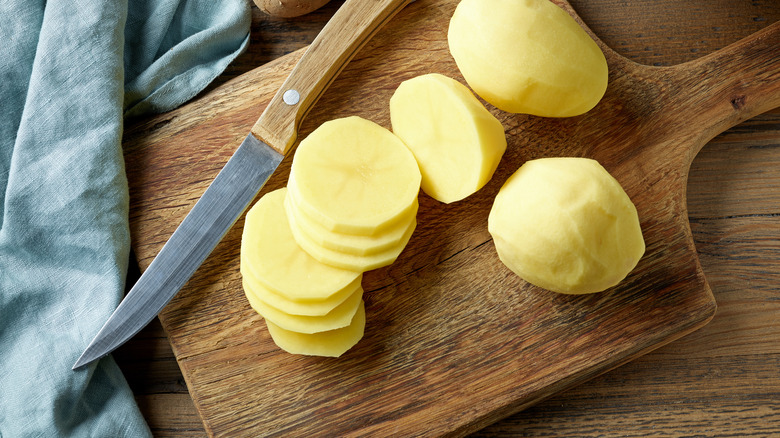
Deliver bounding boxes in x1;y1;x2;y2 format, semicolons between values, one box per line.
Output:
241;257;360;316
287;199;416;271
488;158;645;294
285;186;418;256
448;0;608;117
245;279;363;334
390;73;507;203
289;116;421;234
266;300;366;357
240;187;361;302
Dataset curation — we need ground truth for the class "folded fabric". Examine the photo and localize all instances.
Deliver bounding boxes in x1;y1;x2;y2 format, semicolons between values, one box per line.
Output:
0;0;249;435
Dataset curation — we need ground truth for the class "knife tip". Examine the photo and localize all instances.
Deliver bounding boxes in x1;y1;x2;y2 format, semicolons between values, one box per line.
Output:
72;348;101;370
72;357;89;370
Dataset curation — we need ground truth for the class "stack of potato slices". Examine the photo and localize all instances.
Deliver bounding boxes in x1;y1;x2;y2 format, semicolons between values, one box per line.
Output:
241;116;422;356
285;116;421;271
240;188;366;357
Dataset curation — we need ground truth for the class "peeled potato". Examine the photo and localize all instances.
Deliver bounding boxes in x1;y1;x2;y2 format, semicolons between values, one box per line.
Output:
266;300;366;357
286;195;416;271
448;0;608;117
254;0;331;18
244;280;363;334
241;257;360;316
240;187;361;302
289;116;421;235
488;158;645;294
390;73;507;203
285;181;418;256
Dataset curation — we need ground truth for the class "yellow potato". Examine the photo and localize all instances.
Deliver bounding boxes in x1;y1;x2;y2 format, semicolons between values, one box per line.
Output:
266;300;366;357
448;0;608;117
287;197;416;271
488;158;645;294
245;279;363;334
240;187;361;302
289;116;421;235
390;73;507;203
285;184;418;256
241;257;360;316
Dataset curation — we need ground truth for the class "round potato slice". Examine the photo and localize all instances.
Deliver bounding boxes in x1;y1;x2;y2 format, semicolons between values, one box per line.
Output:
287;201;416;271
289;116;421;234
266;300;366;357
284;187;418;256
245;280;363;334
240;187;362;302
241;257;360;316
390;73;507;203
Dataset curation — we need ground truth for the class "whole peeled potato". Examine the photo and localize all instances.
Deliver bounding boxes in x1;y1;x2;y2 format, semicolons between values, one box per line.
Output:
448;0;608;117
254;0;332;18
488;158;645;294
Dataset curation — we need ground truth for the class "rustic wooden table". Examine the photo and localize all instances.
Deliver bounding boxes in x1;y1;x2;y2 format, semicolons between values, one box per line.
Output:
115;1;780;436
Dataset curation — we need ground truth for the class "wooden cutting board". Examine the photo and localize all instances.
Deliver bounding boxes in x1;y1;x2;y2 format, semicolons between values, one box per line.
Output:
122;1;780;436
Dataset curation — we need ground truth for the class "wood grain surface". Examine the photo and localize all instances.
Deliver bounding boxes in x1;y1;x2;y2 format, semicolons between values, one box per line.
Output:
116;1;780;436
251;0;413;155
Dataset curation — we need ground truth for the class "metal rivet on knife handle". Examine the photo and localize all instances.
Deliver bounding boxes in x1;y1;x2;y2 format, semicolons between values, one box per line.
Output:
72;0;416;370
250;0;415;157
283;89;301;105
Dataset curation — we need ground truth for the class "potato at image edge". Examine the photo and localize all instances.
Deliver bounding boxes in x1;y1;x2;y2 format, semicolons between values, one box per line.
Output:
254;0;331;18
448;0;608;117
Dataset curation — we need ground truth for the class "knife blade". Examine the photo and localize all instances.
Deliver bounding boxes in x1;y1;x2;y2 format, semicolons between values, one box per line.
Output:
74;0;413;370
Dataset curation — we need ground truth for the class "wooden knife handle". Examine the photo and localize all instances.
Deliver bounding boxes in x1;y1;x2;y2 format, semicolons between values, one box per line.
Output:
251;0;414;155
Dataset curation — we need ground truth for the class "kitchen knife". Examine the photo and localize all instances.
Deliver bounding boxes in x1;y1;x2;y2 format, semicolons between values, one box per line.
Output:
74;0;413;370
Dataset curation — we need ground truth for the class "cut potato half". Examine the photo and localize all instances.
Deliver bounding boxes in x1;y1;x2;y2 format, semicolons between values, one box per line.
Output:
285;189;418;256
266;300;366;357
245;279;363;334
240;188;362;302
390;73;507;203
289;116;421;234
241;257;360;316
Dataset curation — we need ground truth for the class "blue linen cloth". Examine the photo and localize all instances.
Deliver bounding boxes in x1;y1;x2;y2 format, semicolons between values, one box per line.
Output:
0;0;249;435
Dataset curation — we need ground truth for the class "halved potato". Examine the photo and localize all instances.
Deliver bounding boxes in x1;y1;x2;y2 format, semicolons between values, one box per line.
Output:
390;73;507;203
266;300;366;357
